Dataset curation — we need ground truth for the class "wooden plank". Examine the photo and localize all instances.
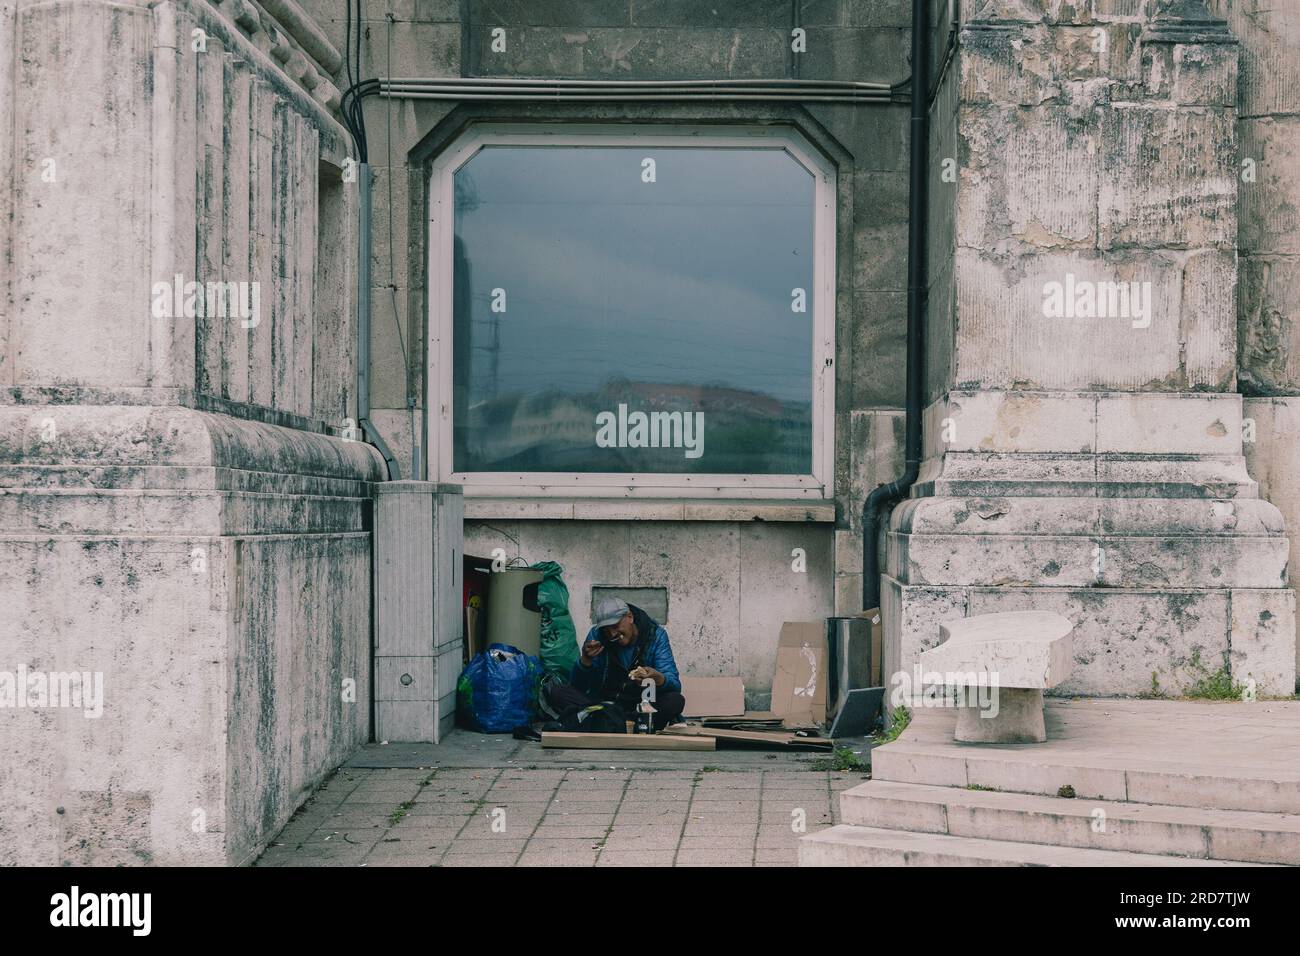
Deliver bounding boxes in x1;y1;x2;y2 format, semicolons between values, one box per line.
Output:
540;732;715;752
669;725;834;750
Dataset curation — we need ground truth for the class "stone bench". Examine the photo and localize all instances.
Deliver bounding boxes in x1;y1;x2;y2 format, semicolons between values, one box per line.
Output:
919;610;1074;744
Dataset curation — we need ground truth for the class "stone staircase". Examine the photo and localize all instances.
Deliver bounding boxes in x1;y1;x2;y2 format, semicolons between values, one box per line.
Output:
799;700;1300;866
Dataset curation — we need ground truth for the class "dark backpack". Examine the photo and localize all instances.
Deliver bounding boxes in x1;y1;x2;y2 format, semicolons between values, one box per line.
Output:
557;700;628;734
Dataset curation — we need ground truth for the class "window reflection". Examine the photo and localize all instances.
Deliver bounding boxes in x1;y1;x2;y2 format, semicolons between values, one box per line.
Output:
452;145;816;475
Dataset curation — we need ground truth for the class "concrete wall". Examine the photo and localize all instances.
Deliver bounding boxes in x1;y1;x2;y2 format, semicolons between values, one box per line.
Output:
325;0;917;692
0;0;381;864
465;519;833;709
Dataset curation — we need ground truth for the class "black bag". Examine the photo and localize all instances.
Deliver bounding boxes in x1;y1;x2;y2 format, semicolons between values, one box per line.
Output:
557;700;628;734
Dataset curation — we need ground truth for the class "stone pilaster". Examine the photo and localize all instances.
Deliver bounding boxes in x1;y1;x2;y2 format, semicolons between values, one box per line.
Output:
885;0;1296;697
0;0;381;864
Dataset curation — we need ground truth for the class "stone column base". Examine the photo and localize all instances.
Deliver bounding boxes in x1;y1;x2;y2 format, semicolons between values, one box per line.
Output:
882;392;1297;702
0;404;384;865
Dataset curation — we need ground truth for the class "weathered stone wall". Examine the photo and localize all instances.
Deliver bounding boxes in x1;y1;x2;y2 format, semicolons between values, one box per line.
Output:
946;0;1238;393
0;0;382;864
1212;1;1300;672
886;0;1296;700
1243;397;1300;672
926;0;960;405
1212;0;1300;396
309;0;917;683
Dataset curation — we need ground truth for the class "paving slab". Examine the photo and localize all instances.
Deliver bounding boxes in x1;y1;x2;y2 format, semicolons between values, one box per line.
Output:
677;849;756;865
344;730;871;771
518;849;600;866
597;850;678;866
259;729;853;867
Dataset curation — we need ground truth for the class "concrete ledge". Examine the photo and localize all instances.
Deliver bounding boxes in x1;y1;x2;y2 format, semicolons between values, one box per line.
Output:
463;497;836;522
893;495;1286;537
0;405;385;482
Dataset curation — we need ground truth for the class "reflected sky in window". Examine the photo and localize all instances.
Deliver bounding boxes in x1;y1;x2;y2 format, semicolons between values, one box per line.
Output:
452;145;816;474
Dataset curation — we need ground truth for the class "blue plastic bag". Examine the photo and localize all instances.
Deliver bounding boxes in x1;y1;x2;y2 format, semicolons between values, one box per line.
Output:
457;643;542;733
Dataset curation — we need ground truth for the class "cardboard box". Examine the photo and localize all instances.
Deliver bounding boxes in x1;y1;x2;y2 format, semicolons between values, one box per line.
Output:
771;621;827;726
681;676;745;717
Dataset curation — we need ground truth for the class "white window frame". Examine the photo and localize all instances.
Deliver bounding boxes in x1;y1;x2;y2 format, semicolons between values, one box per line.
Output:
426;123;836;499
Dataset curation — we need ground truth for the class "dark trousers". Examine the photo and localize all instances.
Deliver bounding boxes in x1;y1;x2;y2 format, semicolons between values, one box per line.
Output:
545;682;686;731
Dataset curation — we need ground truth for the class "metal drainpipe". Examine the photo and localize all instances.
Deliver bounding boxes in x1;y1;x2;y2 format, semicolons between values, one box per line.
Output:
357;162;400;481
862;0;930;612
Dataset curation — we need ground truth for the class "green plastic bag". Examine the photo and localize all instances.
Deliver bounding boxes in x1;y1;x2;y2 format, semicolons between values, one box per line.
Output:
532;560;578;679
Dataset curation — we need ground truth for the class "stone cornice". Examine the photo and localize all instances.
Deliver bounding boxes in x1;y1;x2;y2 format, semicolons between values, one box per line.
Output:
206;0;344;110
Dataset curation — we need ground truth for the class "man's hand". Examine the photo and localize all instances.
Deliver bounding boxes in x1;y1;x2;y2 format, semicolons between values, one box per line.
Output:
629;666;664;687
579;638;604;667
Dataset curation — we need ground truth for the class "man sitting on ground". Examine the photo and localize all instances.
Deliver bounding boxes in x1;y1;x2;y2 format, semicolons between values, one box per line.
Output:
545;596;686;731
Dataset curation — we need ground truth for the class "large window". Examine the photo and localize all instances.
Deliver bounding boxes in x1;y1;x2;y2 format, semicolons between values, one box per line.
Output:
427;126;835;497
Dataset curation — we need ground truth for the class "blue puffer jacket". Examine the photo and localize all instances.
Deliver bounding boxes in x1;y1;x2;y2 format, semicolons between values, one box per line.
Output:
570;606;682;697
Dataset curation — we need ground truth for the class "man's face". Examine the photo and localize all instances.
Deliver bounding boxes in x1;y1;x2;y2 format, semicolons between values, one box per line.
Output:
601;612;636;647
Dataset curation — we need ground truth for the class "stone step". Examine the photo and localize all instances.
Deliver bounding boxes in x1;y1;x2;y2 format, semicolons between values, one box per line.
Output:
871;739;1300;814
887;531;1288;588
840;780;1300;864
798;824;1270;866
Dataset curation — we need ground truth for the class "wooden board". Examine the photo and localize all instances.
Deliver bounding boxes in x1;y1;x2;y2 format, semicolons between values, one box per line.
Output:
669;725;834;750
540;732;715;751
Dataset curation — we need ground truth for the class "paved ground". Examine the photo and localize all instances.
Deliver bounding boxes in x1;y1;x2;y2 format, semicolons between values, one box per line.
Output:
253;730;872;867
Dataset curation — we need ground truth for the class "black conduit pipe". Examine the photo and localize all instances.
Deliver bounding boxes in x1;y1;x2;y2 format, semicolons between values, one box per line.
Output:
862;0;930;611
